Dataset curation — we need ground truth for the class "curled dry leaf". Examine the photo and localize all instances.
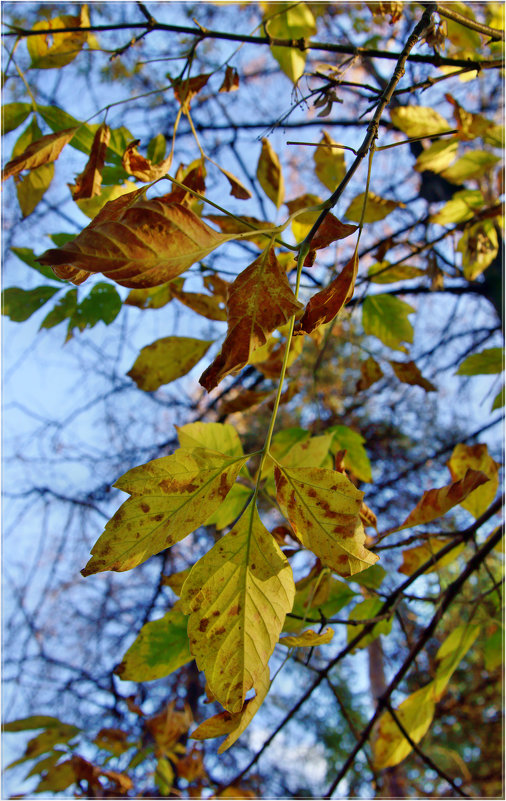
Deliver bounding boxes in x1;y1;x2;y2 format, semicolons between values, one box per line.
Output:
219;65;240;93
199;247;303;391
304;214;357;266
172;73;211;109
71;123;110;200
122;139;173;182
37;189;234;288
2;127;78;182
218;166;252;199
297;254;358;334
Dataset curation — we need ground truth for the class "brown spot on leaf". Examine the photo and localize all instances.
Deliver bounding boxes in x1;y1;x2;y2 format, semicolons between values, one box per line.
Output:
140;503;150;513
199;618;209;632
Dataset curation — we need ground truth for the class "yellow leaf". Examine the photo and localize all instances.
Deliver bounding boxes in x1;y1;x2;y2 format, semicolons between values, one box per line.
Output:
447;443;500;518
367;261;425;283
256;138;284;208
430;189;484;226
433;624;480;698
457;220;499;280
265;3;316;83
274;465;378;576
127;336;212;391
440;151;500;184
357;356;384;391
181;505;294;713
389;360;436;392
2;127;77;181
280;627;334;647
298;254;358;334
81;448;248;575
313;131;346;191
200;247;303;391
71;123;110;200
75;182;137;219
345;192;403;223
218;166;252;199
373;684;436;769
393;469;490;531
414;139;459;174
15;163;54;218
27;8;89;69
390;106;452;137
177;422;244;457
204;213;276;249
191;667;271;753
38;190;235;288
398;538;465;575
124;279;184;310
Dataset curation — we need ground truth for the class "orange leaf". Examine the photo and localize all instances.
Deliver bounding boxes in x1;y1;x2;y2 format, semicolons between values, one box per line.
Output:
122;139;173;182
395;469;490;531
37;189;233;289
71;123;110;200
2;127;78;181
219;166;252;199
200;247;303;391
298;253;358;334
219;65;240;93
304;214;357;266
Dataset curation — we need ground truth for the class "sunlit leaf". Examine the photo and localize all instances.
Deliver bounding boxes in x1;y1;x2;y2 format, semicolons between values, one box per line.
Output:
368;261;425;283
127;336;212;391
265;3;316;83
390;360;436;392
2;127;77;181
440;150;500;183
71;123;110;200
181;504;294;713
447;443;500;518
414;139;459;173
115;605;192;681
171;285;227;321
172;73;211;110
433;624;480;698
15;162;54;218
81;448;248;575
275;465;378;576
176;421;244;457
313;131;346;191
280;627;334;647
430;189;484;225
256;138;284;208
457;220;499;280
304;215;357;265
205;483;253;529
2;103;32;135
298;254;358;334
390;105;452;137
362;294;414;350
27;6;90;69
373;684;435;769
200;247;302;390
345;192;402;223
327;425;372;483
456;347;504;376
398;538;465;575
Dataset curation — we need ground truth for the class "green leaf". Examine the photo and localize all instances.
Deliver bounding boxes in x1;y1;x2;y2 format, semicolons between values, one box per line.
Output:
2;102;32;134
24;725;80;760
414;139;459;173
491;385;505;411
147;133;167;163
49;233;76;247
484;624;503;671
38;105;131;163
177;421;244;457
327;425;372;483
349;564;386;590
283;569;355;634
181;504;294;713
430;189;484;225
3;716;66;733
115;605;192;682
205;483;253;529
265;3;317;83
40;288;78;330
24;751;66;779
155;757;174;795
347;597;392;650
16;162;54;218
127;336;213;391
344;192;402;223
34;761;76;794
10;246;65;282
69;283;122;334
81;448;249;575
362;294;415;350
440;150;500;183
367;261;425;284
390;106;452;137
2;286;60;322
456;347;504;376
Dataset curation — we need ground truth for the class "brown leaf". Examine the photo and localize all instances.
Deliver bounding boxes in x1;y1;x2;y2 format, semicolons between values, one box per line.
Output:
205;214;275;249
71;123;110;200
171;286;227;321
390;360;437;392
203;273;230;301
298;253;358;334
200;247;303;391
219;388;273;416
2;127;78;181
304;214;358;266
357;356;384;391
219;166;252;199
219;65;240;93
256;138;284;208
37;189;232;289
172;73;211;109
122;139;173;182
395;469;490;531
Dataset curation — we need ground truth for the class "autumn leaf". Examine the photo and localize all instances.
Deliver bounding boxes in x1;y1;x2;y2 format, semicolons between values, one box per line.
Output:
204;214;276;249
391;469;490;532
265;3;316;83
256;138;284;208
313;131;346;191
122;139;173;182
71;123;110;200
127;336;213;391
170;285;227;321
280;627;334;647
218;166;252;199
219;65;240;93
81;448;248;575
2;127;78;181
176;421;244;458
398;538;465;575
389;360;436;392
357;356;384;391
181;504;294;713
345;192;403;223
172;73;211;109
37;190;235;288
298;254;358;334
304;215;357;266
199;247;303;391
390;105;452;137
447;443;500;518
367;262;425;283
27;6;90;69
274;465;378;576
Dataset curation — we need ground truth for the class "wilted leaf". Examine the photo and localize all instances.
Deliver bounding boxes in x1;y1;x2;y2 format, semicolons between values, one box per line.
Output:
71;123;110;200
181;505;294;713
115;605;192;681
368;261;425;283
298;254;358;334
219;388;273;416
362;294;414;350
81;448;248;575
357;356;384;391
122;139;172;182
38;190;234;288
345;192;402;223
275;465;378;576
414;139;459;173
27;7;89;69
265;3;316;83
398;538;465;575
256;138;284;208
456;347;504;376
390;106;452;137
200;247;303;391
218;166;252;199
457;220;499;280
219;65;240;92
127;336;212;391
2;127;77;181
390;360;436;392
280;627;334;647
392;469;489;531
313;131;346;191
440;151;500;183
2;103;32;135
16;163;54;218
430;189;484;225
2;286;60;322
447;443;500;518
191;668;270;753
